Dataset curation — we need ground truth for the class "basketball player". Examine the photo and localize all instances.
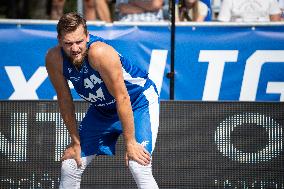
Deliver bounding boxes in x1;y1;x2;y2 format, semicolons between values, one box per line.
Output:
45;12;159;189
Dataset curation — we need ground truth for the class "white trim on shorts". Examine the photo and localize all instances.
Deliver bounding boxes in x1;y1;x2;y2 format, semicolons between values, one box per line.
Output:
143;86;159;154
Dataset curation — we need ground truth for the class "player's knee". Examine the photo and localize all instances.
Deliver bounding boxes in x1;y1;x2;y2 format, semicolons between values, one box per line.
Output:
60;156;95;189
128;160;152;174
61;159;84;179
128;160;159;189
60;159;84;189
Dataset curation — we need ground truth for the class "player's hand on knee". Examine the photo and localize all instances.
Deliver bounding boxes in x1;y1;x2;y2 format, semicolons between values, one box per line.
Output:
125;142;151;166
61;143;82;168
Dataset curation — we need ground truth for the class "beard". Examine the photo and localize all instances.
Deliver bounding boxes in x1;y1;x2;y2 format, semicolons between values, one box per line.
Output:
68;49;88;69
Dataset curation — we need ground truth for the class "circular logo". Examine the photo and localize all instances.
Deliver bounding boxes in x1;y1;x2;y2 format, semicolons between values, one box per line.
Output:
215;113;283;163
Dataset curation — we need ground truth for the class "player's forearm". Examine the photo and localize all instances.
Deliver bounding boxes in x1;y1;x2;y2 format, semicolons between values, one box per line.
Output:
58;100;80;144
116;95;136;145
270;14;281;21
118;3;146;14
94;0;112;22
130;0;163;11
196;15;206;22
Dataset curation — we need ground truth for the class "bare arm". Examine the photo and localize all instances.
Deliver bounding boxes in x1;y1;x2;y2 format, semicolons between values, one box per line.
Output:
195;15;206;22
130;0;163;11
270;14;281;21
94;0;112;22
118;3;146;14
88;42;150;166
89;42;135;146
175;4;181;22
45;47;82;166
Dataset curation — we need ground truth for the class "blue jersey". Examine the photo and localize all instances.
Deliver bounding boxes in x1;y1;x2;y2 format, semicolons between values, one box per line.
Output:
61;34;156;111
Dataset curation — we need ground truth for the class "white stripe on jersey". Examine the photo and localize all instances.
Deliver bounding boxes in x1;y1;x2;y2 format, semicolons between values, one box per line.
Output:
122;68;147;87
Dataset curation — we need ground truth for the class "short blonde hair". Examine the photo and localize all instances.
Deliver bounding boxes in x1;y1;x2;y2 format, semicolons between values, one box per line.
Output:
57;12;88;38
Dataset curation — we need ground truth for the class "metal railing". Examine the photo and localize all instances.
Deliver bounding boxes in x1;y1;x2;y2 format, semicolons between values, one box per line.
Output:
0;18;284;27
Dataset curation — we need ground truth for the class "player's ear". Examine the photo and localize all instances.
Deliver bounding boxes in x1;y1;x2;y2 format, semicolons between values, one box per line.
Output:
57;35;62;47
86;32;90;43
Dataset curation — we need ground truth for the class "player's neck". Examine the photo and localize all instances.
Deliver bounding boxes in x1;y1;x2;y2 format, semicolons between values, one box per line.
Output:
73;61;84;71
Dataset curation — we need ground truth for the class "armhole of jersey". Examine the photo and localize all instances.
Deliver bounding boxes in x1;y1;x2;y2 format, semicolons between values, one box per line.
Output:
118;52;123;64
87;34;107;48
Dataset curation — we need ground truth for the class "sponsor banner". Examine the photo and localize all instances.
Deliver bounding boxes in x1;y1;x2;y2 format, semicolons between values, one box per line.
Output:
1;101;283;188
175;26;284;101
0;24;283;101
0;24;170;100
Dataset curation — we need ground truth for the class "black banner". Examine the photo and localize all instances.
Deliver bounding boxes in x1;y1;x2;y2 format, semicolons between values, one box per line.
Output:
0;101;283;188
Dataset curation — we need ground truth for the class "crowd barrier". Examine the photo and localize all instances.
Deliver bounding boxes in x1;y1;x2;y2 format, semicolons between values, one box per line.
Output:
0;100;283;188
0;21;283;101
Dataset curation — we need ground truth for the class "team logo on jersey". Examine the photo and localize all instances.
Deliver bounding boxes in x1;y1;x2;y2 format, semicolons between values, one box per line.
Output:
68;68;72;73
83;67;88;73
140;140;149;147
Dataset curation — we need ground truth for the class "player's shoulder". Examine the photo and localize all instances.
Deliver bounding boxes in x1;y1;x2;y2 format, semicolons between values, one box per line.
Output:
45;46;63;71
46;46;62;61
88;41;121;71
89;41;115;59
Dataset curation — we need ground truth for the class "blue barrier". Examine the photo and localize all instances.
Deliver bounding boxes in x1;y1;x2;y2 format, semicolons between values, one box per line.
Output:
0;21;283;101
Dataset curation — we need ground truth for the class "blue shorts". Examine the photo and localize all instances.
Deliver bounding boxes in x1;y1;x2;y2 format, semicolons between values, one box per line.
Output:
78;86;159;157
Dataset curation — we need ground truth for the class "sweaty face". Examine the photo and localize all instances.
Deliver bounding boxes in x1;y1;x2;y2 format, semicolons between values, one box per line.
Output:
59;25;89;68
